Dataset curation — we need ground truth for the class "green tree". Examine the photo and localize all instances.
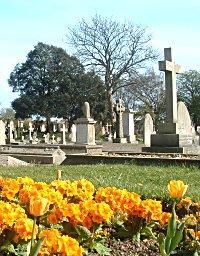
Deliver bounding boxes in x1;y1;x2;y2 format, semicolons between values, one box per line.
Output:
67;14;159;126
177;70;200;128
8;42;107;130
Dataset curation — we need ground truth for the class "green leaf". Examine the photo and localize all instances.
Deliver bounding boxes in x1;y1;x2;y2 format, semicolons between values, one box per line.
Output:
167;206;177;238
0;242;17;255
94;242;111;255
157;233;168;256
169;222;184;253
75;225;91;241
62;221;77;237
29;236;46;256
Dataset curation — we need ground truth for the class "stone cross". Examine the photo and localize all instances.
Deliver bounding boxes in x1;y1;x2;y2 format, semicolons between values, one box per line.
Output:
52;134;56;144
115;99;125;138
43;134;47;143
159;47;181;123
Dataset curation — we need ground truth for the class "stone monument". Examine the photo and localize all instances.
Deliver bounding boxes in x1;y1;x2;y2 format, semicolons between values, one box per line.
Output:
74;102;97;145
142;47;199;154
113;99;127;143
123;107;138;143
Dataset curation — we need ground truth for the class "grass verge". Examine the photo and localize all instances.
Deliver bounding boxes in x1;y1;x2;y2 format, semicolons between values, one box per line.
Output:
0;162;199;201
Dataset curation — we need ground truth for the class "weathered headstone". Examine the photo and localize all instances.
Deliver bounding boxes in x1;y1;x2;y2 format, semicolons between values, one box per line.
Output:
7;121;15;143
41;123;46;132
123;108;138;144
61;123;66;145
177;101;192;135
74;102;97;145
70;124;76;143
113;99;127;143
32;132;38;144
143;113;154;147
0;120;6;145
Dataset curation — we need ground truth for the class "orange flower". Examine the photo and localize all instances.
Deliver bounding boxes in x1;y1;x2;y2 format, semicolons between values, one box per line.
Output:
168;180;188;198
30;197;49;217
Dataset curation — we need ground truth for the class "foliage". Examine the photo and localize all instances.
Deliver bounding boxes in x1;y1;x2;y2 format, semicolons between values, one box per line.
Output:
67;14;159;125
177;70;200;128
0;107;16;121
8;42;107;129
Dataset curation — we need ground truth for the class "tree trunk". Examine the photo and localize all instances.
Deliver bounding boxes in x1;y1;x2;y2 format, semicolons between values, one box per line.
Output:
46;116;51;133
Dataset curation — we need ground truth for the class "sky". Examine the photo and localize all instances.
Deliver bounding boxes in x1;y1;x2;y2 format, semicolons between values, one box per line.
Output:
1;0;200;109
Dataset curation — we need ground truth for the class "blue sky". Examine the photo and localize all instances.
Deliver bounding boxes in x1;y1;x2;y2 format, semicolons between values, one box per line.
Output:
1;0;200;108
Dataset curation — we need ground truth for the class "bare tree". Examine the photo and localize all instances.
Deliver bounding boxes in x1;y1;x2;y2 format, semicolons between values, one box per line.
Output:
127;68;166;128
67;14;159;125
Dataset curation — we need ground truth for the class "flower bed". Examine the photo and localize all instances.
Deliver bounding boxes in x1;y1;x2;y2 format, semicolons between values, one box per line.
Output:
0;175;199;255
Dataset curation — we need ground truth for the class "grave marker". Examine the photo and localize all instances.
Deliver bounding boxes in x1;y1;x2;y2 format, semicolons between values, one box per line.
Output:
0;120;6;145
143;113;154;147
113;99;127;143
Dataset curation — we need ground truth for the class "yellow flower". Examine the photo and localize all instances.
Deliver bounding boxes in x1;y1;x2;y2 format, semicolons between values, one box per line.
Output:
29;197;49;217
168;180;188;199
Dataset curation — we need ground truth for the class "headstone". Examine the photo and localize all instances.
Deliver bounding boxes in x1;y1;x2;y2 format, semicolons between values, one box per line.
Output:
32;132;38;144
74;102;97;145
56;136;61;143
113;99;127;143
43;133;50;144
123;108;138;144
41;123;46;132
0;120;6;145
143;113;154;147
177;101;192;135
61;123;66;145
7;121;15;143
101;126;106;136
70;124;76;143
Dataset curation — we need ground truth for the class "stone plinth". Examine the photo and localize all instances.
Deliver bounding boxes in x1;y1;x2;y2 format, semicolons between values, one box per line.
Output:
74;118;97;145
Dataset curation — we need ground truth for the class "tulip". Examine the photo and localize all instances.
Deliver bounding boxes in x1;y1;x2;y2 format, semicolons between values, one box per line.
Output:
168;180;188;199
30;197;49;217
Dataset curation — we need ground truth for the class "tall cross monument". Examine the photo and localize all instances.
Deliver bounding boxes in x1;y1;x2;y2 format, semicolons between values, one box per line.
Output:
159;47;181;124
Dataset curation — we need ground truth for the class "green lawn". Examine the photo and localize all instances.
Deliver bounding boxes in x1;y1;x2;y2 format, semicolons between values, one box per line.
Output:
0;163;199;201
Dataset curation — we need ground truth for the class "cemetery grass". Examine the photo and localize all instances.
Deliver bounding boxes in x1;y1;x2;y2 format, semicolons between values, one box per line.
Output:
0;162;199;201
